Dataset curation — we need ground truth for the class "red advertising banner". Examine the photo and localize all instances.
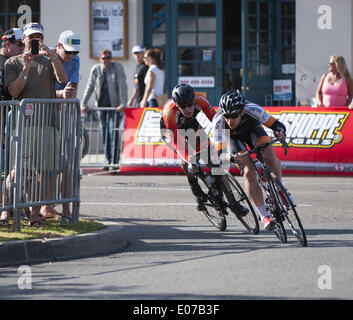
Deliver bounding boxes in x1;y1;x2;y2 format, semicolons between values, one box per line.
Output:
121;107;353;176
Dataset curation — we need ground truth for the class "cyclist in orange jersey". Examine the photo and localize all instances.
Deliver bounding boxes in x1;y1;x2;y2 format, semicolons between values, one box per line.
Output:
160;84;249;217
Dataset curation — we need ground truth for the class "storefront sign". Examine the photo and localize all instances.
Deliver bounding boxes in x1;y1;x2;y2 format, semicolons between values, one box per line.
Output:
178;77;215;88
281;64;295;74
273;79;292;101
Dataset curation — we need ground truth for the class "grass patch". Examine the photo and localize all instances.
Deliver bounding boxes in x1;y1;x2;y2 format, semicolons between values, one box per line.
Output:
0;219;105;242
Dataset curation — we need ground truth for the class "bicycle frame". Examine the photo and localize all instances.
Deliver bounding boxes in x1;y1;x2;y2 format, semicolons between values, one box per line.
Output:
254;150;286;222
236;138;307;246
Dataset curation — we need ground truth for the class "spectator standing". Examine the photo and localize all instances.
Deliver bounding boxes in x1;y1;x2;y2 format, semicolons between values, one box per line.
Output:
81;49;127;170
40;30;81;222
0;28;24;227
0;28;24;100
316;55;353;108
53;30;81;99
127;45;149;107
4;22;68;227
140;48;166;108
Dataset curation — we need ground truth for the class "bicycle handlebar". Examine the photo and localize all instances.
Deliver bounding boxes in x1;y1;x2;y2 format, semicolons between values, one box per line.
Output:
169;135;289;169
235;137;289;159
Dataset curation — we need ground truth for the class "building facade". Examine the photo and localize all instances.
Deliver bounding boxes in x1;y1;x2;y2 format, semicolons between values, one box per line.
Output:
1;0;352;106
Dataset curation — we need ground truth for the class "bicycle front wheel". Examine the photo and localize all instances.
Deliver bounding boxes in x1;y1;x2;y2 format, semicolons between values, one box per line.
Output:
197;203;227;231
266;177;287;243
222;172;259;234
273;178;307;247
197;175;227;231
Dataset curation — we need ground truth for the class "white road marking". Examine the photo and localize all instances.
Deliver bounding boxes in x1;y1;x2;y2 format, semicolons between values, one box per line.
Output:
81;186;189;191
81;202;313;207
81;202;196;206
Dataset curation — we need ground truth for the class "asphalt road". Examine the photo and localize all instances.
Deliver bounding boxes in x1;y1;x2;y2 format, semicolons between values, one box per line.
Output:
1;173;353;301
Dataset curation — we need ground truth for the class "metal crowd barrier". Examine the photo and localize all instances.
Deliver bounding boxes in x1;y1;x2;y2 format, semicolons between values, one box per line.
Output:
0;99;81;231
0;100;19;218
81;107;124;170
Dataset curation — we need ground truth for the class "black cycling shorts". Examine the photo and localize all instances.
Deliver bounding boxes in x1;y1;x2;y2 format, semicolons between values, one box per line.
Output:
229;121;271;154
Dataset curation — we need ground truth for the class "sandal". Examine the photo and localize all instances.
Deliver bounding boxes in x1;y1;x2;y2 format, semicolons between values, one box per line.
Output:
0;220;9;227
28;220;42;228
60;216;71;223
40;206;60;220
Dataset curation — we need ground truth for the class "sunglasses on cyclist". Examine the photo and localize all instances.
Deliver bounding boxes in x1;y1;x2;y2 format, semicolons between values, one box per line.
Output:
223;112;241;119
177;103;194;110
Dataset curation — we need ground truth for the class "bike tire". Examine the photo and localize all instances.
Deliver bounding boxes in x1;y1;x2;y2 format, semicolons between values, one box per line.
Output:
267;176;287;243
197;174;227;231
273;178;307;247
197;203;227;231
222;172;259;234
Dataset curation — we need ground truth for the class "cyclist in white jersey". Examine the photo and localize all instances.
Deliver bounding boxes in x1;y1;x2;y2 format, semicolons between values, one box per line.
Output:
211;89;287;231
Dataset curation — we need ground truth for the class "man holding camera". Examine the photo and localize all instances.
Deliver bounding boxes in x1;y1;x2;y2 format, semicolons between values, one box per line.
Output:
4;22;67;228
4;22;67;100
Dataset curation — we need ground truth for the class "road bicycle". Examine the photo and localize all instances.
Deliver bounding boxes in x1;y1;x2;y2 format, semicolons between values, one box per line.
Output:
237;138;307;246
189;155;259;234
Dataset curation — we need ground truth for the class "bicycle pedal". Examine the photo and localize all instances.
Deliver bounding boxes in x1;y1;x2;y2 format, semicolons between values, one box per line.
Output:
197;204;206;211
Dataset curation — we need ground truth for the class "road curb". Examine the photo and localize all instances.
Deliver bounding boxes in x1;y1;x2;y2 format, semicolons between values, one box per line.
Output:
0;221;127;268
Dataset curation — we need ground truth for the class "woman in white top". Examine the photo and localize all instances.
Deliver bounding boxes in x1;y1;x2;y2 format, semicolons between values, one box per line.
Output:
140;48;165;108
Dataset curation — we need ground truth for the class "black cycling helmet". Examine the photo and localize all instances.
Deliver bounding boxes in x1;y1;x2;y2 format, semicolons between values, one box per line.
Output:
172;84;195;107
219;89;246;115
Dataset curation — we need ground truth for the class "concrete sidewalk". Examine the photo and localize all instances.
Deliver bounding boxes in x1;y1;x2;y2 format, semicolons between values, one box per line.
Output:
0;221;127;268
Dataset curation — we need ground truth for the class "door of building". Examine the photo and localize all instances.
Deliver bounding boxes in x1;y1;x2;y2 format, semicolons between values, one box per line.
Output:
242;0;295;106
144;0;223;106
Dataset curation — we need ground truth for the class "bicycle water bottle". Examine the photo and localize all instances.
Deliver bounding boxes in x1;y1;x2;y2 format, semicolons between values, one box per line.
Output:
255;161;268;189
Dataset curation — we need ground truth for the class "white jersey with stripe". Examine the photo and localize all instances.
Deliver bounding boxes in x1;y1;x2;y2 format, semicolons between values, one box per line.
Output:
210;102;276;150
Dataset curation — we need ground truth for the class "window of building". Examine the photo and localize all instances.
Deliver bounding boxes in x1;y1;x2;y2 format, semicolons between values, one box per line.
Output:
0;0;40;36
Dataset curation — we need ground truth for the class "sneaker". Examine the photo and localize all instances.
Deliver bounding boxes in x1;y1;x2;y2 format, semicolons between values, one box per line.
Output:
231;201;249;218
227;192;249;217
103;162;111;171
262;216;275;231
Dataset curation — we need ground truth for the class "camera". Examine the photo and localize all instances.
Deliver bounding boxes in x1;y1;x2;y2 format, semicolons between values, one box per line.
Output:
31;40;39;55
68;82;78;89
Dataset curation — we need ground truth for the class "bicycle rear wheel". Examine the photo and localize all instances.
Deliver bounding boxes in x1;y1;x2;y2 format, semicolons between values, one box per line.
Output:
197;174;227;231
273;178;307;247
271;214;287;243
222;172;259;234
